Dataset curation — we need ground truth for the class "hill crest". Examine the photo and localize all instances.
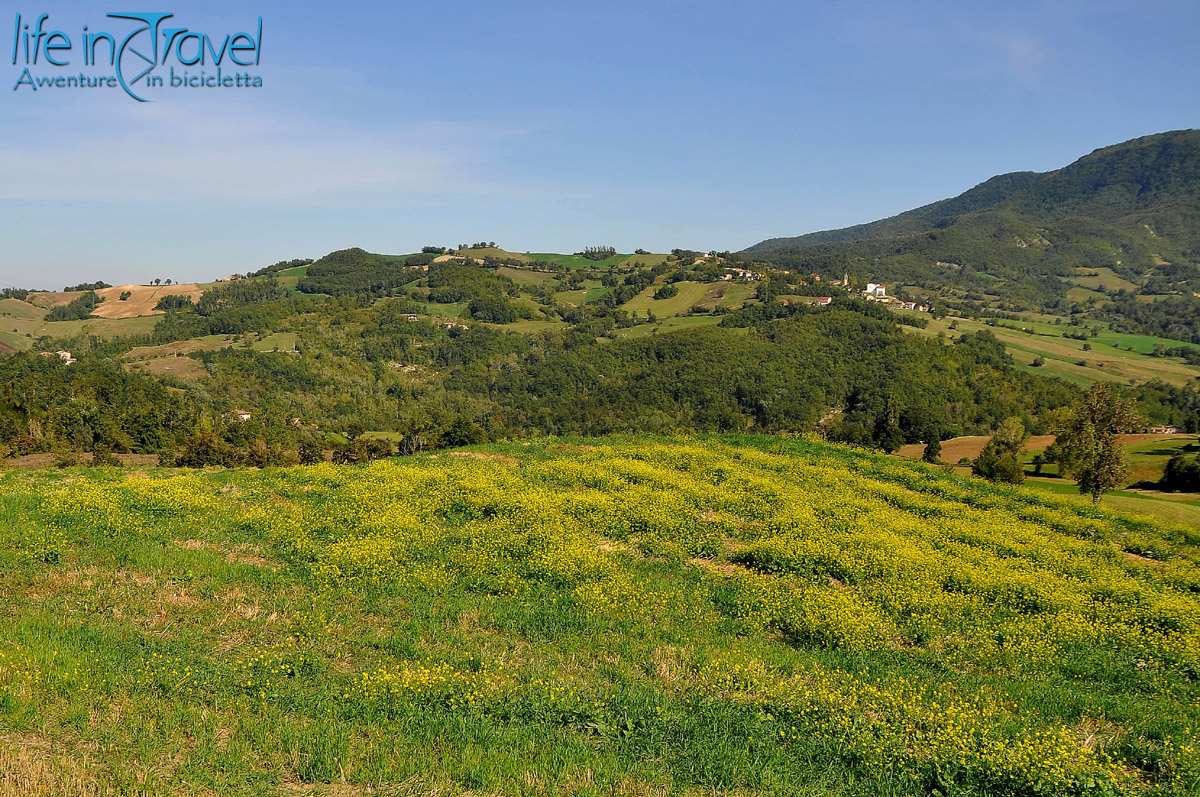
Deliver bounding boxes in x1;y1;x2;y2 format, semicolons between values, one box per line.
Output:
748;129;1200;252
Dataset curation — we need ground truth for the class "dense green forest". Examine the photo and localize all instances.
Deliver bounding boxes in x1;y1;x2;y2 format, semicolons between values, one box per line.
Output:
0;275;1157;465
0;354;199;456
297;248;431;296
1100;294;1200;344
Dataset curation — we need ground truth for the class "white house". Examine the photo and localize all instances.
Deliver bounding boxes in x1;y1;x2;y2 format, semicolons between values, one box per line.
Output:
865;283;886;298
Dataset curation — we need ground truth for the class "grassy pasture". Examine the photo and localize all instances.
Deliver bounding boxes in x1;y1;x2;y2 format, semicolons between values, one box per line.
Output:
41;315;162;342
620;281;712;316
903;314;1200;388
249;332;299;353
0;299;47;322
525;252;629;270
419;302;469;319
496;266;558;285
1067;267;1139;293
611;315;736;339
124;356;210;381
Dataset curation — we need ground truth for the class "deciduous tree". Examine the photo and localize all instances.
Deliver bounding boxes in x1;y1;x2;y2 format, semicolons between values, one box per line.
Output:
1055;384;1142;502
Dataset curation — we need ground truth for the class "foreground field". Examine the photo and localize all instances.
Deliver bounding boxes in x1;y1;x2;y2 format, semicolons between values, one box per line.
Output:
1;437;1198;796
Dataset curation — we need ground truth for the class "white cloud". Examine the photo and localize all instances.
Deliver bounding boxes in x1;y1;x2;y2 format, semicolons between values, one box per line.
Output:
0;98;556;204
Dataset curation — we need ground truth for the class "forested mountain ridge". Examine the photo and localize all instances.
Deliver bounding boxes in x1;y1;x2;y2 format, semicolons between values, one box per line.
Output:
750;130;1200;251
752;170;1042;248
746;130;1200;316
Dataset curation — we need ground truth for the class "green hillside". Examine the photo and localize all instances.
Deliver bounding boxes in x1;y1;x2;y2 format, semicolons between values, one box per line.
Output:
2;436;1198;795
747;131;1200;337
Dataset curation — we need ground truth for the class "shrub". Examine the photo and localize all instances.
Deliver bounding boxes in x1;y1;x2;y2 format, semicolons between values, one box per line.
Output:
175;430;237;468
155;294;195;311
1160;453;1200;492
298;440;325;465
90;445;121;467
54;450;84;468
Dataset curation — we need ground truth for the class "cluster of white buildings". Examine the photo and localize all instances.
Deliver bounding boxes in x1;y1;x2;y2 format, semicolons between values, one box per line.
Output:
720;267;760;281
862;282;930;313
39;350;76;365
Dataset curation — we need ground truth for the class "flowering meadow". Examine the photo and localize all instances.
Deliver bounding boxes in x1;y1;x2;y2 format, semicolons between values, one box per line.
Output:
1;436;1198;795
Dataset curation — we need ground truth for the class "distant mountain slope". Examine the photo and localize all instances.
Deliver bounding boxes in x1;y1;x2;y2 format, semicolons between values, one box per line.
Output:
746;131;1200;313
752;171;1040;248
750;130;1200;253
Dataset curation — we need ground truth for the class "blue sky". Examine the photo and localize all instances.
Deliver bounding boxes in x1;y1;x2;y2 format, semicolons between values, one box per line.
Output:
2;0;1198;288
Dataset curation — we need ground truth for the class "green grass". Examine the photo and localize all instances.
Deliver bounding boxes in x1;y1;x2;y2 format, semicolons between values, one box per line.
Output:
0;299;168;346
493;319;569;333
583;285;613;303
905;433;1200;528
455;247;532;263
903;313;1200;387
718;283;756;309
0;298;48;322
620;281;712;316
614;315;727;338
1067;267;1139;293
525;252;646;270
1023;477;1200;527
420;302;469;319
0;330;31;351
271;266;309;291
40;315;162;341
363;430;405;442
1;436;1198;795
553;289;588;307
496;266;558;285
248;332;298;353
1067;286;1107;303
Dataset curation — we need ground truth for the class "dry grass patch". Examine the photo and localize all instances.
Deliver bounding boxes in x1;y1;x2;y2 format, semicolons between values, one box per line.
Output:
0;735;100;797
92;284;204;319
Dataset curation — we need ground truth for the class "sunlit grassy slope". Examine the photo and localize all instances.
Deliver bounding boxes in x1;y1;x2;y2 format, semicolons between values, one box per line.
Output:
900;313;1200;388
1;436;1198;796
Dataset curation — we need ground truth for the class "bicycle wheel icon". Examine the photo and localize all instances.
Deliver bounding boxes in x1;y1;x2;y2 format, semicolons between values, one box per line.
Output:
110;12;173;102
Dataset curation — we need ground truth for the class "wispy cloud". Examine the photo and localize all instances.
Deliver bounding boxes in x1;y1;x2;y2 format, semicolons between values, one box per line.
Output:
0;98;558;204
979;32;1046;85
